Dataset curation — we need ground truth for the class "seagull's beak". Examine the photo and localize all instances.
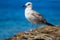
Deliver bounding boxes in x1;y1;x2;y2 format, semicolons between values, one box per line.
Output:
22;5;26;7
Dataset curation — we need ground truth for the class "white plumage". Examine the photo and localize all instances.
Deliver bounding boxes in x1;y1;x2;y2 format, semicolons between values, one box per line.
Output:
24;2;54;30
25;2;44;24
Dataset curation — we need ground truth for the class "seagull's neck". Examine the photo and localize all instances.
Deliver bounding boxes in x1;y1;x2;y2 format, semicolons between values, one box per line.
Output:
25;7;32;18
25;7;32;14
25;7;32;11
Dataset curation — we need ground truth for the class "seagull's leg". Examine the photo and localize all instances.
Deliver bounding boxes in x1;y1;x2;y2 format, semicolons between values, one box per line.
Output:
30;23;33;31
34;24;39;32
36;24;39;29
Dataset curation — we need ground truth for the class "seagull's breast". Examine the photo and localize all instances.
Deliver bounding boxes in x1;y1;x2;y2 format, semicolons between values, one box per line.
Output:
25;8;33;18
25;10;34;19
25;9;36;23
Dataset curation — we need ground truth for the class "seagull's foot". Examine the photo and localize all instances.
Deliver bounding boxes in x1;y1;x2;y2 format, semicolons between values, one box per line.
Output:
30;29;33;31
35;28;38;30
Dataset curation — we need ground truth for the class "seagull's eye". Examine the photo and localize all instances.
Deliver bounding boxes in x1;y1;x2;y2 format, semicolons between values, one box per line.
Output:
28;4;30;5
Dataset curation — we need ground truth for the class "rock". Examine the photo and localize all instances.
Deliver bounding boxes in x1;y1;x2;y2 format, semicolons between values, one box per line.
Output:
5;26;60;40
34;34;56;40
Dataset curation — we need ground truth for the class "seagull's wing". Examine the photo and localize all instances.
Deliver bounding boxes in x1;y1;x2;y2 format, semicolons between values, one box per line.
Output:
32;10;46;22
31;10;55;26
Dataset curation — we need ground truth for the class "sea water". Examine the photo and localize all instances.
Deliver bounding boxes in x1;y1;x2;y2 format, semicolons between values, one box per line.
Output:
0;0;60;40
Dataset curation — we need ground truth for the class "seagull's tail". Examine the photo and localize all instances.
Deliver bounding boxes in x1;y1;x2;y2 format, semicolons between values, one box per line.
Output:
45;22;55;26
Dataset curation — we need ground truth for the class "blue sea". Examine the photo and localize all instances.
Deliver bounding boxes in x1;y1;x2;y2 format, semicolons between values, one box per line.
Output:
0;0;60;40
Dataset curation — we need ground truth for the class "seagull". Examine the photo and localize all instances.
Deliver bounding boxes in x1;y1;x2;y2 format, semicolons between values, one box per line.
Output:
23;2;55;30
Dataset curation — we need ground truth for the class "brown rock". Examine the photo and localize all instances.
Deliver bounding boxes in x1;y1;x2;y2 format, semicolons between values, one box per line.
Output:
5;26;60;40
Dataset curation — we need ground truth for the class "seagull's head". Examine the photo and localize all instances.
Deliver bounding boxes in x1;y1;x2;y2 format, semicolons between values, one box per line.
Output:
23;2;32;8
25;2;32;7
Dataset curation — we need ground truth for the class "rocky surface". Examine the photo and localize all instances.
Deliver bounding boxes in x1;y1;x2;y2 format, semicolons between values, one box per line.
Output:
5;26;60;40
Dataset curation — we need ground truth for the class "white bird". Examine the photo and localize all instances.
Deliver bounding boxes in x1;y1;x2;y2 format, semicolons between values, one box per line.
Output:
23;2;54;30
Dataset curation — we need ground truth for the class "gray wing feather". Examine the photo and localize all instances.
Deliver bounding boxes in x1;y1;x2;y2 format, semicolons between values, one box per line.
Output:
32;10;45;21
